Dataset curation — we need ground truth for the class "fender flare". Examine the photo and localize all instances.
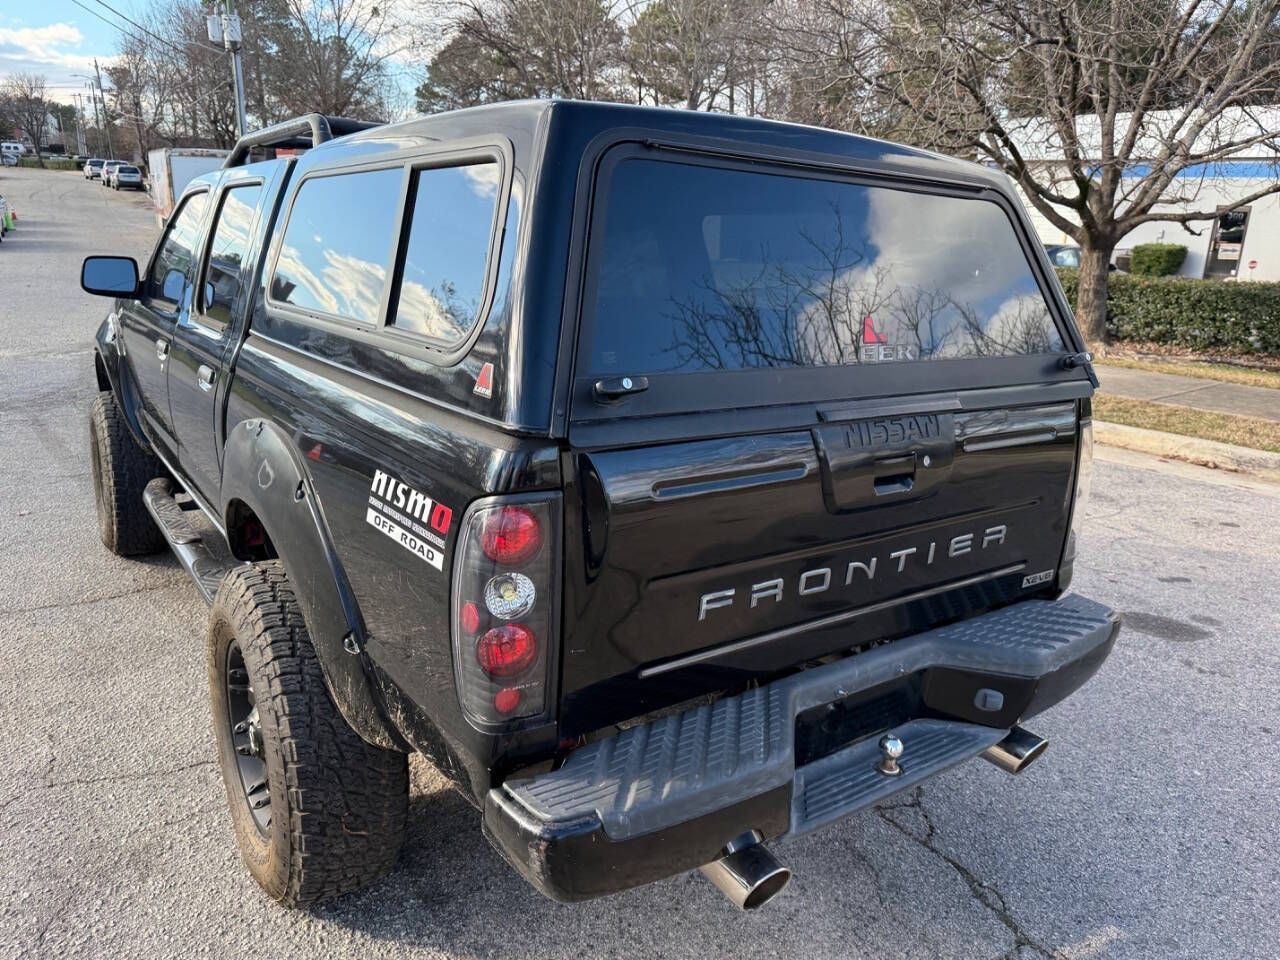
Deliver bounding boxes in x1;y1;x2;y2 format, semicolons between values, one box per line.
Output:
93;312;150;450
220;417;405;751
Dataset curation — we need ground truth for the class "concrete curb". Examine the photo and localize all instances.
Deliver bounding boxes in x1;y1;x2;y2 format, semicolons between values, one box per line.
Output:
1094;420;1280;483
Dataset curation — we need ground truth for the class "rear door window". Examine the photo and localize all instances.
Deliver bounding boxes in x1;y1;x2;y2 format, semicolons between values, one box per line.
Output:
202;183;263;326
389;161;501;345
582;158;1063;377
270;167;402;323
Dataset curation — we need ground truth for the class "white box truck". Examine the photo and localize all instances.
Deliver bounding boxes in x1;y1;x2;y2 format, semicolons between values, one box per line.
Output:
148;147;228;225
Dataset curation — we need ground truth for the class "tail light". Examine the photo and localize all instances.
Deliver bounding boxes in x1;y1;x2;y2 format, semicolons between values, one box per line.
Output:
451;495;560;727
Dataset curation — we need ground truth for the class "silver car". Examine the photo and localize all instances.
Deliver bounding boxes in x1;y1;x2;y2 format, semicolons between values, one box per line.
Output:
100;160;124;186
112;165;143;190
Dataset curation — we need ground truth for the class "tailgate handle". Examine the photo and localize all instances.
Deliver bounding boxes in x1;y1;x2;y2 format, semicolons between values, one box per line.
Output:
872;453;916;495
812;413;955;514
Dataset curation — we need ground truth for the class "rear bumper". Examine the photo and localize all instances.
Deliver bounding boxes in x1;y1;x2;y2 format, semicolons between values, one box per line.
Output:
484;593;1119;901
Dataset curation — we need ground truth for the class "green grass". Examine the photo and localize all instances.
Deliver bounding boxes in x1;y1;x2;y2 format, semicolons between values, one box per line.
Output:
1093;395;1280;453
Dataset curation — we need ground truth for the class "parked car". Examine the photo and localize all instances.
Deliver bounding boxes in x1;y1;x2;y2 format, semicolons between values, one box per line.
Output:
112;164;144;190
1;152;15;167
1044;243;1119;273
1;141;26;161
100;160;124;187
1045;243;1081;268
79;104;1115;911
83;158;106;179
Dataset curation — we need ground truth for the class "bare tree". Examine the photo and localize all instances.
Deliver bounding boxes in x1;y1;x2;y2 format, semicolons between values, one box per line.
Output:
418;0;625;109
822;0;1280;348
262;0;406;119
626;0;738;109
1;73;51;166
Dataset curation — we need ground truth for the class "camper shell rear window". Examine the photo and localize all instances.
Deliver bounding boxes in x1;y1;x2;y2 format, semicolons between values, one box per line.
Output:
580;155;1064;379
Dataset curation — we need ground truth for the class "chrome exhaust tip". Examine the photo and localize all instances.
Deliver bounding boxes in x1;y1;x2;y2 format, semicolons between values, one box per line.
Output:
699;833;792;910
981;726;1048;774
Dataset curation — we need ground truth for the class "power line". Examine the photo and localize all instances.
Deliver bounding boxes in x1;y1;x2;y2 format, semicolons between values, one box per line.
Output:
68;0;225;58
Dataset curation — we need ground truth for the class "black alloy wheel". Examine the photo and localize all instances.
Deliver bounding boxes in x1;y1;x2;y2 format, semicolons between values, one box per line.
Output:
224;640;271;835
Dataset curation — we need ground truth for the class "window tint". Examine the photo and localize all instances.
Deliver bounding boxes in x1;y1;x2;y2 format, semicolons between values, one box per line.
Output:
202;183;263;326
583;158;1063;376
389;161;500;343
271;167;402;322
148;191;209;309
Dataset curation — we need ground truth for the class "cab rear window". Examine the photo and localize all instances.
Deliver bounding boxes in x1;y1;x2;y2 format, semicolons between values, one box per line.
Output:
581;158;1063;376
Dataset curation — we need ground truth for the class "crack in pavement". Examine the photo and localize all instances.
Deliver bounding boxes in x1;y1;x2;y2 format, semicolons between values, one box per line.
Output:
875;787;1060;960
31;889;74;956
0;581;183;617
0;759;216;812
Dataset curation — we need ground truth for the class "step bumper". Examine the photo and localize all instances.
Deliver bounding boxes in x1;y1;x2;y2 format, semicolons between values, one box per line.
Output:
484;593;1120;901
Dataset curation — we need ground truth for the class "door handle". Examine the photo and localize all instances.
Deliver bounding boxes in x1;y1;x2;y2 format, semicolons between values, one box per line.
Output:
155;338;169;362
197;365;215;392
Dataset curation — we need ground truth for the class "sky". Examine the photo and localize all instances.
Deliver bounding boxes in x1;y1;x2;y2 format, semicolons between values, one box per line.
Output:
1;0;424;120
0;1;122;103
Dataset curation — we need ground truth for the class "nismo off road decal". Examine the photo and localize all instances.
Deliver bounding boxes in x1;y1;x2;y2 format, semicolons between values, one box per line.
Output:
366;469;453;571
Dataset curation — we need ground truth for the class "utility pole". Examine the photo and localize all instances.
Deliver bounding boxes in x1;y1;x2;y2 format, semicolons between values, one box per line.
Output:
209;1;248;138
93;58;115;160
70;95;86;156
83;81;101;157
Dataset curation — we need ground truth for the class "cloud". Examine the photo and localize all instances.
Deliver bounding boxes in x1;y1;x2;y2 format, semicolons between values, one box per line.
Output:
0;23;96;73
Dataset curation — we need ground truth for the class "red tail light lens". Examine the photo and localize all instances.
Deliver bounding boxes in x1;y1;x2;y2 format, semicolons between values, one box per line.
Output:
460;601;482;634
493;687;521;714
452;495;559;727
476;624;537;678
480;506;542;565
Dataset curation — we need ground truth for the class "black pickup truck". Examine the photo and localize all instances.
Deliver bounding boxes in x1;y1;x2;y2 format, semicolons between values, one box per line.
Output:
81;102;1118;910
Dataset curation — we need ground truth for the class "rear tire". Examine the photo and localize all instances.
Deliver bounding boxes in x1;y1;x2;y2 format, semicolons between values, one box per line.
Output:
208;562;409;907
89;391;165;556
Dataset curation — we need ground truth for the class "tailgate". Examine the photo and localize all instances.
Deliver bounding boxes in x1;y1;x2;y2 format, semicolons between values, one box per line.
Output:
561;400;1080;731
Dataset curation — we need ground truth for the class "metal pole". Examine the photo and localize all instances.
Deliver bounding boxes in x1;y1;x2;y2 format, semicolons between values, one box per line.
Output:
94;59;115;160
84;83;101;156
224;0;248;138
69;97;85;156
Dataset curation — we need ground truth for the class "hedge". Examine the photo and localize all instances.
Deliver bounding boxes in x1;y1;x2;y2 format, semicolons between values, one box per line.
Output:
1130;243;1188;277
1056;268;1280;355
15;156;82;171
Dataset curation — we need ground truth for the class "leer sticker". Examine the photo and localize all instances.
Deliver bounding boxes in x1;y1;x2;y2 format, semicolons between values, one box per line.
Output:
1022;570;1054;588
474;361;494;399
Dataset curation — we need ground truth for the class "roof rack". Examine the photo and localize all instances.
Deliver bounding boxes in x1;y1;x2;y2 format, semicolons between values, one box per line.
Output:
223;113;382;168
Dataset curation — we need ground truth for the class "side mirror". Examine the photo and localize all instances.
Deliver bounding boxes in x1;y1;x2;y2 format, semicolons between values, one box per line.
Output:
162;268;186;302
81;256;141;299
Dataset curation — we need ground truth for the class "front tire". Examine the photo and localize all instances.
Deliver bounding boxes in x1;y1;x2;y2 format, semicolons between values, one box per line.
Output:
208;562;409;907
89;391;165;555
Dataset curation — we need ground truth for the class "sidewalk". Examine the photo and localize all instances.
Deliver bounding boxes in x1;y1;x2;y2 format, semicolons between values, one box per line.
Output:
1095;364;1280;421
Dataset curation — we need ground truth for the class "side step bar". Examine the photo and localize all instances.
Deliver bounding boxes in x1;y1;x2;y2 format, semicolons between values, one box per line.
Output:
143;478;241;604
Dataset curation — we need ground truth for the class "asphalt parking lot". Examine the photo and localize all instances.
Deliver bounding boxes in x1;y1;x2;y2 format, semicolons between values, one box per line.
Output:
1;165;1278;960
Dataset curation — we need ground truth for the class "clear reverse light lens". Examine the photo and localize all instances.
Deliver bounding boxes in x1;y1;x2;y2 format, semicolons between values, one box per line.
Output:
483;572;536;620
